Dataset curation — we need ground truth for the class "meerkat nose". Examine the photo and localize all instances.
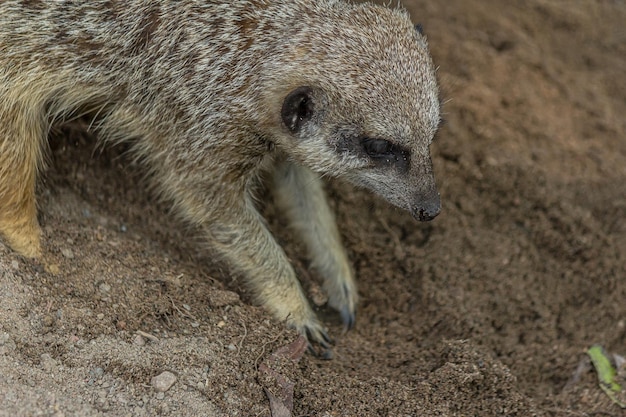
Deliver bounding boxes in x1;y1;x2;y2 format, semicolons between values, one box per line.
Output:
412;193;441;222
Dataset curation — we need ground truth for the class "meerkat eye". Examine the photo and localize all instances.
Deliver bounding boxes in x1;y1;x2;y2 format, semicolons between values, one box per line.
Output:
361;138;394;158
281;86;314;133
360;137;410;171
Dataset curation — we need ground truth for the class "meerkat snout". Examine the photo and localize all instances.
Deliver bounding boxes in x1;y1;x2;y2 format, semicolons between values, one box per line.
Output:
412;192;441;221
408;154;441;221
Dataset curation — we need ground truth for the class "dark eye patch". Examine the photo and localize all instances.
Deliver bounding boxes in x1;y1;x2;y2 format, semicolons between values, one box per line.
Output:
361;138;393;157
360;137;410;171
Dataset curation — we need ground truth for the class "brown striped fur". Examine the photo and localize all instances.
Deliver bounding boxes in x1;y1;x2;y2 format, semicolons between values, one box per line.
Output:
0;0;441;346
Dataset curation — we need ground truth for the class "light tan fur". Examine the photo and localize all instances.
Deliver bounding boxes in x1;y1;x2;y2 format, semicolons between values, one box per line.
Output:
0;0;441;346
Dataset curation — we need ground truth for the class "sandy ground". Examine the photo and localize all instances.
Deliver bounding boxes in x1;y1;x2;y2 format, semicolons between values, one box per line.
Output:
1;0;625;416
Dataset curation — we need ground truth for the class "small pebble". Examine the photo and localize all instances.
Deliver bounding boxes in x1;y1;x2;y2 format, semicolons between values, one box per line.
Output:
226;344;236;351
309;283;329;307
156;392;165;400
99;283;111;293
97;313;105;320
61;248;74;259
42;314;55;327
11;260;19;270
40;353;58;372
46;264;60;275
151;371;177;392
133;335;146;346
120;224;127;232
116;393;128;405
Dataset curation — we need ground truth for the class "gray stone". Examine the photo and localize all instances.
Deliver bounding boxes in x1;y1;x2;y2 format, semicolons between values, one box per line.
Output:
151;371;177;392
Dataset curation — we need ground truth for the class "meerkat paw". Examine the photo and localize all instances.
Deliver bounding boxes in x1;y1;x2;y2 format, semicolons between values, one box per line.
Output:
321;260;358;332
0;216;41;258
299;318;334;354
0;164;42;258
260;282;332;351
285;308;333;351
327;279;358;332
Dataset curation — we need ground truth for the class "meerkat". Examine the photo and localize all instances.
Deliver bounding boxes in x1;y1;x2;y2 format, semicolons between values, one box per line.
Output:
0;0;441;347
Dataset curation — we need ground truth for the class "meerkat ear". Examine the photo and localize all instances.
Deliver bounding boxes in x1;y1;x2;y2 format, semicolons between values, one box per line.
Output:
281;86;314;133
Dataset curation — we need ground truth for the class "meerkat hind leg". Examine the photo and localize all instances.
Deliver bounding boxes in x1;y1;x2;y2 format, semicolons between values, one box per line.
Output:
271;160;358;331
0;115;43;258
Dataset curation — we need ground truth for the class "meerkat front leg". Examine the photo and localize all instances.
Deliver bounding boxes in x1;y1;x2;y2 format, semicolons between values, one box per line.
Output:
204;197;332;347
271;159;357;330
0;104;44;258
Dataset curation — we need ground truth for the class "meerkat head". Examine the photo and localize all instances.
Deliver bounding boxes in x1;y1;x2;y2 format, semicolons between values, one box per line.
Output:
263;2;441;221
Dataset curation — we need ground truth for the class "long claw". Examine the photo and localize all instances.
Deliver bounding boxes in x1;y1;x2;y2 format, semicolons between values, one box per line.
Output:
305;326;333;350
340;305;356;333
